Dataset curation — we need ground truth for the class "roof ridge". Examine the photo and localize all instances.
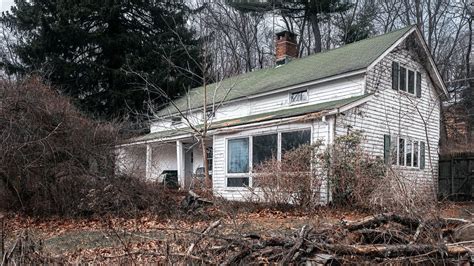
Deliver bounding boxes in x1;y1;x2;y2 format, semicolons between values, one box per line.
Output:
285;25;414;65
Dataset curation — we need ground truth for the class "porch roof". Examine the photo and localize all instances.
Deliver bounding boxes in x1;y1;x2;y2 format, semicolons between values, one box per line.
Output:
126;94;371;144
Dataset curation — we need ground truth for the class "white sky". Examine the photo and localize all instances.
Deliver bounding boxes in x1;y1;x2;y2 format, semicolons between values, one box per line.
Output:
0;0;14;13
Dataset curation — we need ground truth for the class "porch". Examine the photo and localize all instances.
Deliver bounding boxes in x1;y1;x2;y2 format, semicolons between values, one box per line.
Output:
116;137;213;190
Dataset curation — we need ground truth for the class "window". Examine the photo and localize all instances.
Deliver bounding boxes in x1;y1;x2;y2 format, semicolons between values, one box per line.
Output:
227;138;249;173
413;141;419;167
171;116;182;125
281;130;311;154
253;134;277;166
398;138;405;166
226;128;312;187
289;90;308;104
406;140;412;166
408;70;415;94
391;61;422;97
390;136;425;169
399;66;407;92
227;177;249;187
207;147;213;171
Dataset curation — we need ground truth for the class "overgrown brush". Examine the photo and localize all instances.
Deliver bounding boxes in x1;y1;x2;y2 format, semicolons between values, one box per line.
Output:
323;132;386;208
250;141;324;208
0;78;174;217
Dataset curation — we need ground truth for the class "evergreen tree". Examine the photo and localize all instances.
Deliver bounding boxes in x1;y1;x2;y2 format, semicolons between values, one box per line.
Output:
1;0;201;119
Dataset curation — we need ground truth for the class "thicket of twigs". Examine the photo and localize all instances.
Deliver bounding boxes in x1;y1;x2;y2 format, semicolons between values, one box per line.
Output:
0;78;175;217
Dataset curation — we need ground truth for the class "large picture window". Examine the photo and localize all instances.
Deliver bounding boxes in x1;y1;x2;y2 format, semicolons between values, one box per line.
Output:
253;134;277;166
227;138;249;173
281;130;311;154
226;128;312;187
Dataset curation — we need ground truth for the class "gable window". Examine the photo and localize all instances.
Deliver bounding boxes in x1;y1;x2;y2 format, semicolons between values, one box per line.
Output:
387;135;425;169
289;90;308;104
391;61;422;97
171;116;182;126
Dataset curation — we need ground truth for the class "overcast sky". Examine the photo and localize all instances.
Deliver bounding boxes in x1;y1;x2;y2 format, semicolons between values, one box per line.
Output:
0;0;14;13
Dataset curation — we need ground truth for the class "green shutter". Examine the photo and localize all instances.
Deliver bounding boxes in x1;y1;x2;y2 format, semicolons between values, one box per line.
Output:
391;62;399;90
384;135;391;165
416;71;422;98
420;141;425;169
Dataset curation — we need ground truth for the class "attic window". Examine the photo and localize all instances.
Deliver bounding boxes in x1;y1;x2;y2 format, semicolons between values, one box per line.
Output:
170;116;182;125
391;61;422;97
289;90;308;104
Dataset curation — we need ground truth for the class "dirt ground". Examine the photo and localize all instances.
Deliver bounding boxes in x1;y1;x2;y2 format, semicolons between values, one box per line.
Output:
1;201;473;263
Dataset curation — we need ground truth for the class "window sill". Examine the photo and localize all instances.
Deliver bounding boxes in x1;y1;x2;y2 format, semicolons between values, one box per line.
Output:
289;100;309;106
392;165;422;171
397;90;417;98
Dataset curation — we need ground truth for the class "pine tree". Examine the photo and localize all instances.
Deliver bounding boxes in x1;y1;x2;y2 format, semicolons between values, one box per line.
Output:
1;0;201;119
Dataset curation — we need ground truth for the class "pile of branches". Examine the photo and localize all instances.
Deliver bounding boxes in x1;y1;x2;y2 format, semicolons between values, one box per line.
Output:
178;213;473;264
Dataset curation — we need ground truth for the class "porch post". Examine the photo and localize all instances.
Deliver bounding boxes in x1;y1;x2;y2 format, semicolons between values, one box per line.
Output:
145;144;152;179
176;140;185;189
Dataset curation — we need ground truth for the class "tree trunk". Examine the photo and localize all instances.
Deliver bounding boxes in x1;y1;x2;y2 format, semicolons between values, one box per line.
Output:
309;13;322;53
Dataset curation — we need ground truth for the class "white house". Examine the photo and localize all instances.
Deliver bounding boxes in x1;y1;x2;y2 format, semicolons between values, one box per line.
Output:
117;25;447;203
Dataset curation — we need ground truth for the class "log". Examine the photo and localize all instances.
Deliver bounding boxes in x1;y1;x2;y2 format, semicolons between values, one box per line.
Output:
344;213;420;231
313;243;472;258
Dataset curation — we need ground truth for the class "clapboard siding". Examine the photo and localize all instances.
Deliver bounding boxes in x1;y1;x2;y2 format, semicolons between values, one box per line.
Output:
150;75;364;133
335;40;441;191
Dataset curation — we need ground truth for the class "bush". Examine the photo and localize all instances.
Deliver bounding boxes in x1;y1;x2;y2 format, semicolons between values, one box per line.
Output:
251;141;324;208
323;132;386;208
0;78;178;217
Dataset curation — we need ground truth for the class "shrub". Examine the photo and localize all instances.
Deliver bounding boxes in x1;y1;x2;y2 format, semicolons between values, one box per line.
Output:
323;131;386;208
250;141;325;208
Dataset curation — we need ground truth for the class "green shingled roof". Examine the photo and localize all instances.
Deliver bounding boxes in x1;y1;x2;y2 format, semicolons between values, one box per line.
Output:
131;94;370;143
157;26;413;116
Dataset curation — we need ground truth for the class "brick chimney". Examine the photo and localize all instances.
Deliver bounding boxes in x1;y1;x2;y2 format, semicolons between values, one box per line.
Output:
275;31;298;65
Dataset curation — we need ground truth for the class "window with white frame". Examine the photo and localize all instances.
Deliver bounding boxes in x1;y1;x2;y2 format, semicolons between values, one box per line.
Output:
226;129;312;187
390;136;425;168
289;90;308;104
391;61;422;97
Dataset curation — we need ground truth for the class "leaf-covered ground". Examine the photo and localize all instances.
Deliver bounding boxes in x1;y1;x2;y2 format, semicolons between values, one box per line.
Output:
1;201;472;264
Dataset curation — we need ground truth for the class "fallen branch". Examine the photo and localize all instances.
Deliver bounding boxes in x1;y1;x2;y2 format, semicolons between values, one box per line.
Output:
186;219;221;256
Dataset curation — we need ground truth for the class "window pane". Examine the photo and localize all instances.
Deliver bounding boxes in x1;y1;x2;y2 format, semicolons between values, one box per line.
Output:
290;90;308;103
406;141;412;166
391;137;398;165
228;138;249;173
408;70;415;94
281;130;311;153
413;141;419;167
227;177;249;187
399;67;407;92
399;138;405;166
253;134;277;166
